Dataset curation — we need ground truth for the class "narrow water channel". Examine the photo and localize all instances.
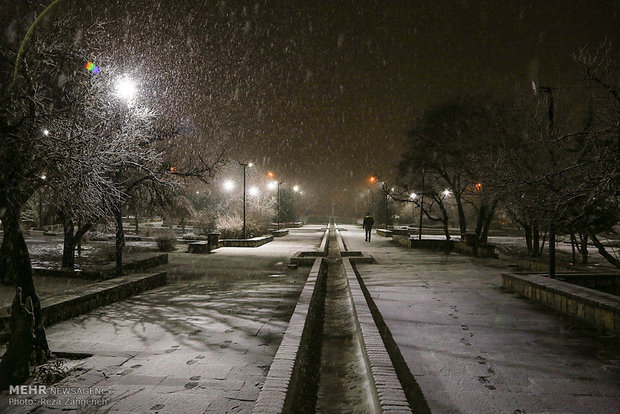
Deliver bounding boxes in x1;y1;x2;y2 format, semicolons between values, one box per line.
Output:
314;228;377;413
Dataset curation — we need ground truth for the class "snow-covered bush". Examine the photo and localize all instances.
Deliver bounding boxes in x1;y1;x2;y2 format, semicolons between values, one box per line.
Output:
155;231;178;252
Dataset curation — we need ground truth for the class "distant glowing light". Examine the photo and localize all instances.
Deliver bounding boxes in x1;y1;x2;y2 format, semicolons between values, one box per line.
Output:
223;180;234;191
248;162;254;167
410;193;417;199
268;181;277;190
85;61;100;74
443;189;451;197
169;166;177;172
249;186;259;196
42;129;50;136
267;171;274;178
40;174;46;180
475;182;482;191
115;77;137;101
369;176;376;183
293;185;300;192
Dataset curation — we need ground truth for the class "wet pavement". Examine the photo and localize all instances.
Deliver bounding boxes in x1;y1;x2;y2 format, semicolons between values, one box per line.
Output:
0;226;325;414
341;225;620;414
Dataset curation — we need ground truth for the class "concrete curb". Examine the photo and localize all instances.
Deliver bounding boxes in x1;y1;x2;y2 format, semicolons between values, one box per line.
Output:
350;261;432;414
502;272;620;334
253;258;327;414
343;258;412;413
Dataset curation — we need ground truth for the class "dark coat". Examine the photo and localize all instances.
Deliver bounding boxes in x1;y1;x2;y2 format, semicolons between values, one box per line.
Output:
363;216;374;229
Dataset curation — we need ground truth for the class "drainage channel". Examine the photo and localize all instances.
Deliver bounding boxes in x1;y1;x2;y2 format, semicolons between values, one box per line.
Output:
315;226;378;413
254;223;413;414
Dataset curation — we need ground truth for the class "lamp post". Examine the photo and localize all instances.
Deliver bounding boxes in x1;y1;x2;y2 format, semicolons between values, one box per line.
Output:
418;170;425;240
112;75;137;275
533;81;556;278
38;174;46;229
239;162;253;239
293;185;301;222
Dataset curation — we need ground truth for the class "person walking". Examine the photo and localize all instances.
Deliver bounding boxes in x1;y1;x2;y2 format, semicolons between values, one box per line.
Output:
363;213;374;242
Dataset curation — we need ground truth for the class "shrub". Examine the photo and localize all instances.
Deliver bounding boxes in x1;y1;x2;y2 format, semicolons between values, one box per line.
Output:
88;231;110;241
216;214;243;239
216;213;268;239
155;231;178;251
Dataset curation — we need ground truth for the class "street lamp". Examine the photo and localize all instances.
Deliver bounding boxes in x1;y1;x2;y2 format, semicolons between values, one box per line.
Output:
533;81;556;278
293;185;301;222
115;77;137;103
38;174;46;229
223;180;234;192
239;162;253;239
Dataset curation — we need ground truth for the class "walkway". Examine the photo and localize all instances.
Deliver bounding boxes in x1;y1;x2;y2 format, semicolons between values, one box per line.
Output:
340;225;620;414
0;226;325;414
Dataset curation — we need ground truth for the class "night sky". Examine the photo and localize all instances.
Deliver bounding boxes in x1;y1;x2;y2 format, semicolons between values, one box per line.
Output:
10;0;620;214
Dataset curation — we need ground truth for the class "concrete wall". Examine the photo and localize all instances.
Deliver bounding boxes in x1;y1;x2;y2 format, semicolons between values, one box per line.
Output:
502;272;620;335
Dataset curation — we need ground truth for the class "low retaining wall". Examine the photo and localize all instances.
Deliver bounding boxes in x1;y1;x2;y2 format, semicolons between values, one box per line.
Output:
253;258;328;414
221;235;273;247
502;272;620;335
1;272;167;338
376;229;392;237
395;237;497;258
32;254;168;280
271;229;289;237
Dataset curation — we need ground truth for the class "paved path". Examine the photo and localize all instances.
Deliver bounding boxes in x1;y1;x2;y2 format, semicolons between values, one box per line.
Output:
0;227;324;414
340;225;620;414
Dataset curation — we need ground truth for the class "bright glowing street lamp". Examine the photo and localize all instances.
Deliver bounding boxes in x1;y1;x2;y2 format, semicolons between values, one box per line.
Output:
249;186;259;197
223;180;234;192
115;76;137;102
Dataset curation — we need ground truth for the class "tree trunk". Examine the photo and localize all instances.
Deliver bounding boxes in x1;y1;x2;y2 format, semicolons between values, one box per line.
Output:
480;200;497;245
61;213;76;268
0;206;50;379
570;231;577;264
61;215;92;269
437;201;451;240
454;194;467;238
588;231;620;268
533;224;540;256
524;224;533;256
114;203;125;275
579;233;589;264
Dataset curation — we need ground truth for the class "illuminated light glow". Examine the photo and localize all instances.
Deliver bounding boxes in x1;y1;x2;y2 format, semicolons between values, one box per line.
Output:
115;77;137;101
42;129;50;136
268;181;277;190
293;185;300;192
169;166;177;172
369;176;376;183
248;162;254;167
475;182;482;191
40;174;46;180
196;191;200;194
85;61;100;74
410;192;417;199
443;189;451;197
249;186;259;196
223;180;234;191
267;171;274;178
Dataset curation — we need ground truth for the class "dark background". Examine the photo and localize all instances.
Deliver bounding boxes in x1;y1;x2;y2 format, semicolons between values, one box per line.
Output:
6;0;620;214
